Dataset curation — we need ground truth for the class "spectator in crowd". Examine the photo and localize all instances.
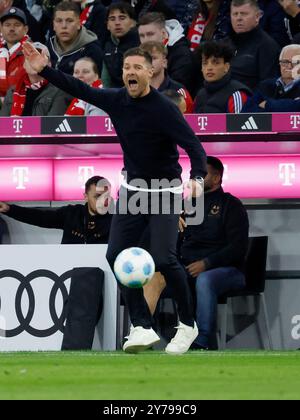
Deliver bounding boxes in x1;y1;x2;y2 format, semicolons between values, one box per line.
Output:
47;1;103;75
242;44;300;112
138;12;198;96
180;156;249;350
258;0;290;47
0;176;113;244
278;0;300;41
71;0;107;46
0;0;41;40
65;56;107;116
0;41;72;116
23;42;207;354
187;0;231;51
0;7;29;100
187;0;289;52
101;2;139;88
193;40;251;113
140;40;193;112
227;0;280;91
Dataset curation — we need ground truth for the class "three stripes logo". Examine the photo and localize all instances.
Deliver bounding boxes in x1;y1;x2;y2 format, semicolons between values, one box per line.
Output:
55;119;72;133
226;114;272;133
41;117;86;135
241;116;258;130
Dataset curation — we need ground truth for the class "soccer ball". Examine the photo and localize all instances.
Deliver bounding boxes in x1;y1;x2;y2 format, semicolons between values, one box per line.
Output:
114;247;155;288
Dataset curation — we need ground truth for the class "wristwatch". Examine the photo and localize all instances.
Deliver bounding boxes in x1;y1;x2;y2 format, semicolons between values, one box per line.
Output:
193;177;204;185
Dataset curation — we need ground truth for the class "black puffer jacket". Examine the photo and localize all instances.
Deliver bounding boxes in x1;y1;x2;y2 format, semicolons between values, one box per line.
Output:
228;27;280;91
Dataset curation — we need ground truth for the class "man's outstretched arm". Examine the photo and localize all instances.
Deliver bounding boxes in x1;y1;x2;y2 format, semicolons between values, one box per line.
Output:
22;42;116;114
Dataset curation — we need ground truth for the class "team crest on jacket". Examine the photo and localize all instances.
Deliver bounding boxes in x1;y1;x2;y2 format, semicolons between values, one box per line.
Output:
210;205;220;215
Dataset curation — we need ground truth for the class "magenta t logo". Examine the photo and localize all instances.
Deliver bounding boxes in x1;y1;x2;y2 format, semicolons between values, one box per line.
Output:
197;116;208;131
78;166;95;188
279;163;296;186
13;119;23;134
13;167;29;189
290;115;300;129
105;118;114;132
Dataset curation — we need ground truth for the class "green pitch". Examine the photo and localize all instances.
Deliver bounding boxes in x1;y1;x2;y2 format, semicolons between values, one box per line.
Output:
0;351;300;400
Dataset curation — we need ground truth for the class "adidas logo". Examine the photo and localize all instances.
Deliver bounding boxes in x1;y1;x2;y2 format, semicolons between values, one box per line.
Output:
55;119;72;133
241;116;258;130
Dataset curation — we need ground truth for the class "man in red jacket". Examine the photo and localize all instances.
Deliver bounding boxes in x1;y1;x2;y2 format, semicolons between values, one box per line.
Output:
0;7;29;100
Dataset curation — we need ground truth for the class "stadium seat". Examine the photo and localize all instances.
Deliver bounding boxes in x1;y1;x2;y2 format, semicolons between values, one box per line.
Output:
218;236;273;350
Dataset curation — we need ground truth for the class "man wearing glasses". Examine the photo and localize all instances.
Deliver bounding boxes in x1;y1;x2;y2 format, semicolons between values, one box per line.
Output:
242;44;300;112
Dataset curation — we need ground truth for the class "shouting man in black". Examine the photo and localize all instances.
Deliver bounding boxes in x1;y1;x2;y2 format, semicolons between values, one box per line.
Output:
22;42;207;354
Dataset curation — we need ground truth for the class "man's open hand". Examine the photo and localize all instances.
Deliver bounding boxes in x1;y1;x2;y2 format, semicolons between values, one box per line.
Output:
22;42;48;73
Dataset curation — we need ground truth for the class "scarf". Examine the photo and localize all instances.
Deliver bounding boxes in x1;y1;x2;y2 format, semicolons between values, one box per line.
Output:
80;3;94;26
65;79;103;116
11;71;48;116
187;12;209;51
0;35;29;95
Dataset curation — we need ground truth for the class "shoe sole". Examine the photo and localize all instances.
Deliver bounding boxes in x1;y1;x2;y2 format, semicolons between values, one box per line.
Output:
123;338;160;354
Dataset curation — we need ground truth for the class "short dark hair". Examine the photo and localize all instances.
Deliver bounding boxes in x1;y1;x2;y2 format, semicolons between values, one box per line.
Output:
231;0;260;10
138;12;165;28
196;40;234;63
123;47;153;65
85;176;110;193
107;1;136;21
54;1;80;17
207;156;224;180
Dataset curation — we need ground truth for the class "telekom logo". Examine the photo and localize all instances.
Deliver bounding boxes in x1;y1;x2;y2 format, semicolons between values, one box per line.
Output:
105;118;114;132
197;116;208;131
290;115;300;129
13;119;23;134
279;163;296;186
78;166;95;188
13;167;29;189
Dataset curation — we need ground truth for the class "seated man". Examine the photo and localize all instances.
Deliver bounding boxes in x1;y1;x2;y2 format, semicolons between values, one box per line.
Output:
47;1;103;75
193;40;251;113
180;156;249;350
140;40;193;112
0;7;29;101
0;175;113;243
138;12;198;96
228;0;280;90
101;2;140;88
242;44;300;112
0;41;72;116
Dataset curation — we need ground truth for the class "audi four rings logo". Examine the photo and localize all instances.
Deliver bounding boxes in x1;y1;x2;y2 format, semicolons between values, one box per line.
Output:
0;269;73;338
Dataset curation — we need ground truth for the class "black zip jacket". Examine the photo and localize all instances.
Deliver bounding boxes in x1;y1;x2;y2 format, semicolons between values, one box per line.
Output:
6;204;112;244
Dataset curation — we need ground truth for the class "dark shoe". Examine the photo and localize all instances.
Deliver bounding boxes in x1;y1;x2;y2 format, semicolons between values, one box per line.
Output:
189;342;209;351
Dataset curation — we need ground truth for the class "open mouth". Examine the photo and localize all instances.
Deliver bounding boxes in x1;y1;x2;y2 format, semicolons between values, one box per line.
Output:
128;79;138;88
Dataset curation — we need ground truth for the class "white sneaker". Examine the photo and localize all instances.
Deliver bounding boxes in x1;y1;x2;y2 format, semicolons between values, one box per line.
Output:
123;326;160;353
165;321;198;355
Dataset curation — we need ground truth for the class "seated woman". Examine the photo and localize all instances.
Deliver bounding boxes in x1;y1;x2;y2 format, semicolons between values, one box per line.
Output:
65;56;107;116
